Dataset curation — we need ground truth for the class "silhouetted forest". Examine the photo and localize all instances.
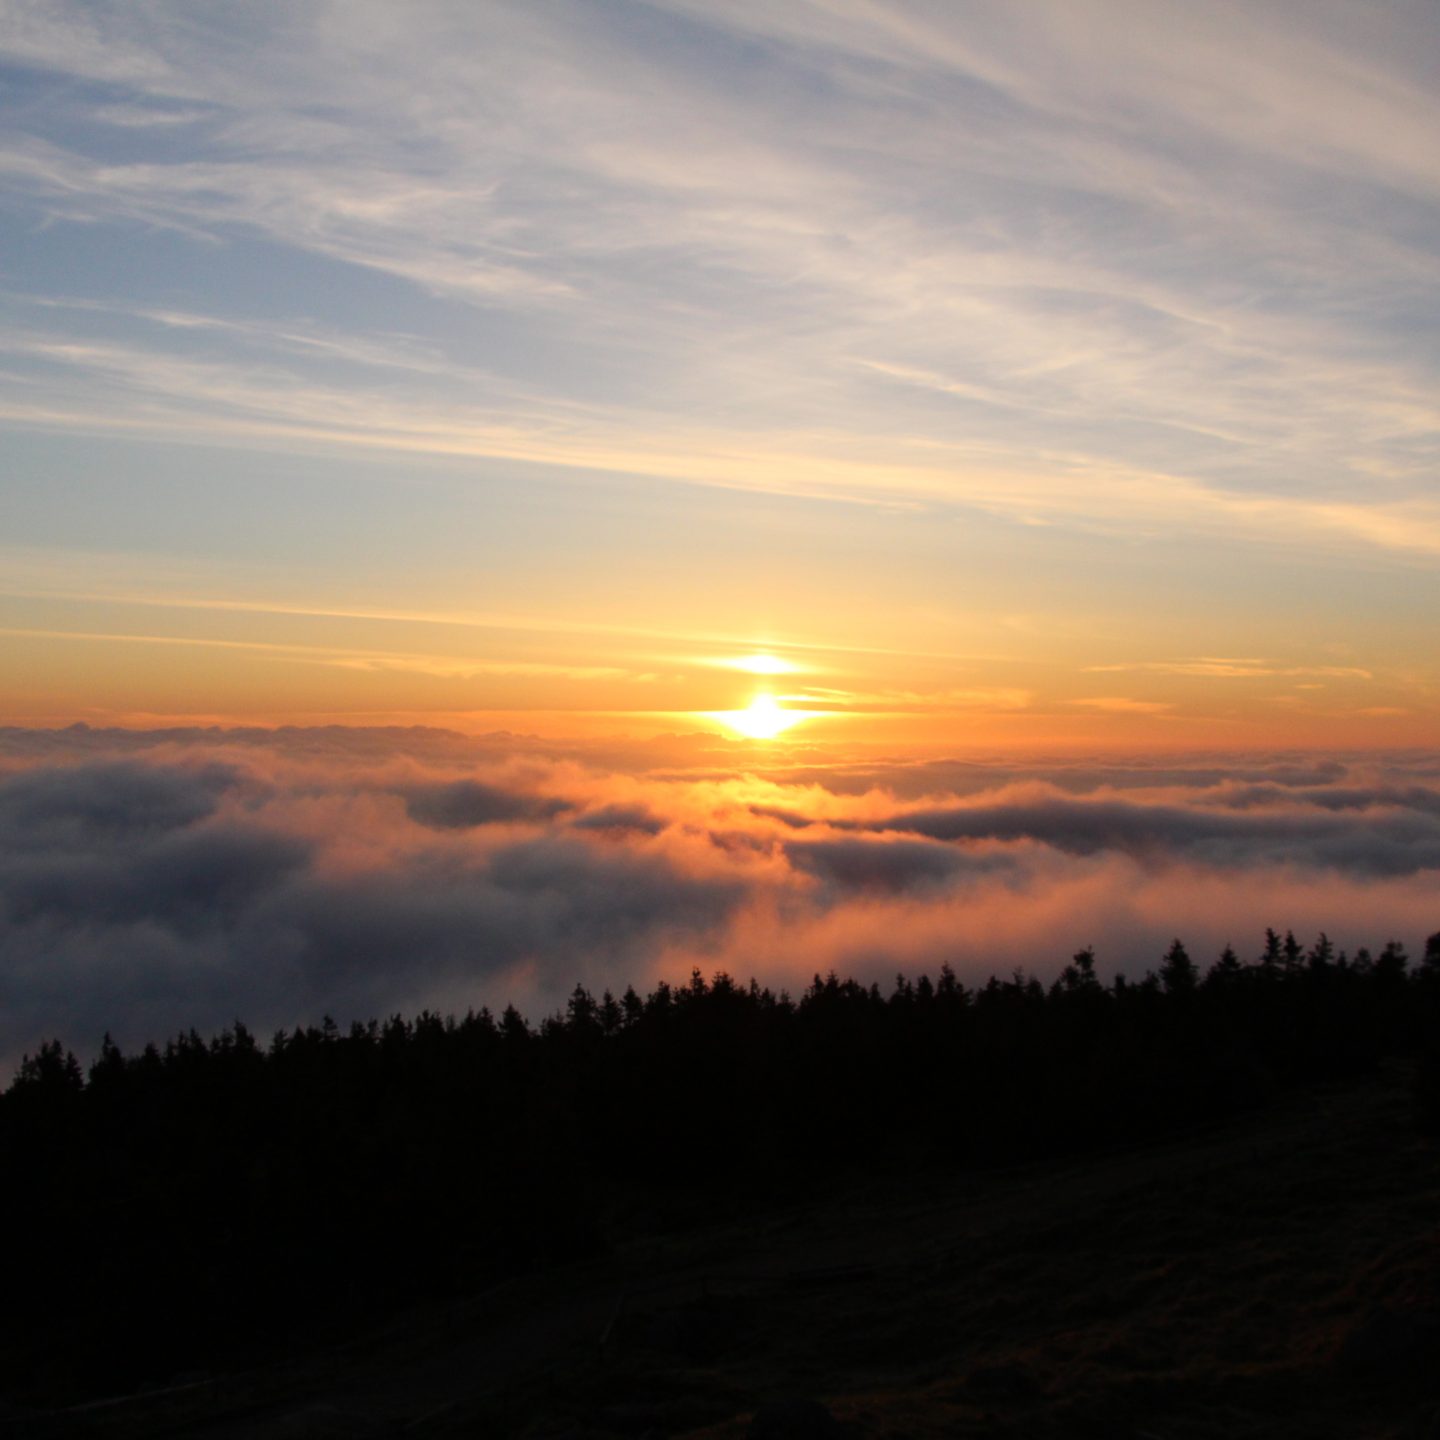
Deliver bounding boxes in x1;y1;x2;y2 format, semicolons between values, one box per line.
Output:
4;929;1440;1404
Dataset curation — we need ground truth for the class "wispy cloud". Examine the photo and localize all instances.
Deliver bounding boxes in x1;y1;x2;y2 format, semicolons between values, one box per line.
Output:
1073;697;1174;715
3;2;1440;558
0;552;981;663
1087;659;1374;680
792;685;1035;714
0;625;632;682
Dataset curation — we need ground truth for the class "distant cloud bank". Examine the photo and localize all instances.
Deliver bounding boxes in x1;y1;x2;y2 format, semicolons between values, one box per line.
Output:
1;725;1436;1070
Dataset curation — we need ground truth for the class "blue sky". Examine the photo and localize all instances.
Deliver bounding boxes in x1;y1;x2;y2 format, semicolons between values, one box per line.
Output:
2;1;1438;741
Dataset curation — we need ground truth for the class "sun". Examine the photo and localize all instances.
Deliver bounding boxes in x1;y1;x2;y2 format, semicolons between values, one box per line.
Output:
727;692;800;741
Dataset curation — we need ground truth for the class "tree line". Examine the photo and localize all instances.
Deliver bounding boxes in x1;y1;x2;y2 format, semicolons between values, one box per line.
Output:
3;928;1439;1403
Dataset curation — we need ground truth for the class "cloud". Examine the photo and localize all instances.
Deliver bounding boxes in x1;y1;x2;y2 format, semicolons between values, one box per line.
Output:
0;727;1437;1074
1072;697;1174;715
6;823;308;932
0;758;230;842
3;4;1440;554
0;733;751;1065
571;803;668;836
799;685;1035;713
783;836;1014;894
1085;659;1374;680
403;779;571;829
863;790;1440;877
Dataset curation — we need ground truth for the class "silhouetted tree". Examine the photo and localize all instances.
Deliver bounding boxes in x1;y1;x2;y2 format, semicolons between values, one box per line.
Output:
1159;938;1197;994
1307;932;1336;973
1;928;1433;1405
1206;944;1243;988
1056;946;1103;995
1260;928;1283;978
1376;940;1409;986
1421;932;1440;975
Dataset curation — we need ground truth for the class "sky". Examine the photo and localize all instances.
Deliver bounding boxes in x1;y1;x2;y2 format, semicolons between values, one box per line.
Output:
1;3;1438;1058
1;0;1438;746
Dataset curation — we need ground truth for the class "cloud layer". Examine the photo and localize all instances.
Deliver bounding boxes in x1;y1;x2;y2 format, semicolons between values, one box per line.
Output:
2;725;1436;1070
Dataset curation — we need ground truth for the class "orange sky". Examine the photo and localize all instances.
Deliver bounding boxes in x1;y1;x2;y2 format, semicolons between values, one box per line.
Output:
3;4;1440;750
3;608;1433;751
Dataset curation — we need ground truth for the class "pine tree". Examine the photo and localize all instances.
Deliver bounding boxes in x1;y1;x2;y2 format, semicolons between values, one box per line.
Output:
1159;938;1197;994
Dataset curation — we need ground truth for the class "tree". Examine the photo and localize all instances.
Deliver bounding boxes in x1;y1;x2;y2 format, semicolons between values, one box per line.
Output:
621;986;644;1027
1282;930;1303;975
1260;928;1283;976
1206;944;1243;988
1306;933;1335;972
598;990;624;1037
1159;938;1197;994
1375;940;1409;987
1055;946;1102;998
13;1039;83;1095
566;984;599;1033
1422;932;1440;975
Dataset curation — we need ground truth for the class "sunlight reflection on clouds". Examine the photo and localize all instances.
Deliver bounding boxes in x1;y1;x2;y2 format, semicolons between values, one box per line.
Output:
1;724;1436;1071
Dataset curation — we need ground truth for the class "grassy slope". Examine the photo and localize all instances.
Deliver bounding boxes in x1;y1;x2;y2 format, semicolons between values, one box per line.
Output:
31;1062;1440;1439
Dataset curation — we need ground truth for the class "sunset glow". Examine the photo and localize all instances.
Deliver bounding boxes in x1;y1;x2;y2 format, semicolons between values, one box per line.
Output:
722;693;802;742
0;4;1436;749
710;654;797;677
1;2;1438;1066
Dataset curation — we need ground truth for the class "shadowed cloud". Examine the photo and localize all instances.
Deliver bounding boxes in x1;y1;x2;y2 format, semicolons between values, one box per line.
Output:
0;759;233;843
404;778;572;829
571;803;668;835
0;726;1437;1070
784;837;1016;894
862;793;1440;877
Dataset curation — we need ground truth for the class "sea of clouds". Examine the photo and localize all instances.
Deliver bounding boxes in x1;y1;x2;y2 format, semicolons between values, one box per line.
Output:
1;725;1437;1070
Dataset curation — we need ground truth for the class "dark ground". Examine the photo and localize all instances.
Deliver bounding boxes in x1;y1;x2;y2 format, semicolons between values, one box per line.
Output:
10;1061;1440;1440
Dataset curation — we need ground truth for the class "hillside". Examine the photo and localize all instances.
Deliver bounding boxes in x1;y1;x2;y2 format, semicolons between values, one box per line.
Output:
9;1060;1439;1440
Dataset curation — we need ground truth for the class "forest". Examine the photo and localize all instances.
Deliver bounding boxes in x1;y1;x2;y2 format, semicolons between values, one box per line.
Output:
3;928;1439;1406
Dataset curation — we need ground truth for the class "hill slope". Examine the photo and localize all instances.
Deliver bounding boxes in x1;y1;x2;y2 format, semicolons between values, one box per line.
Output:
22;1061;1440;1440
